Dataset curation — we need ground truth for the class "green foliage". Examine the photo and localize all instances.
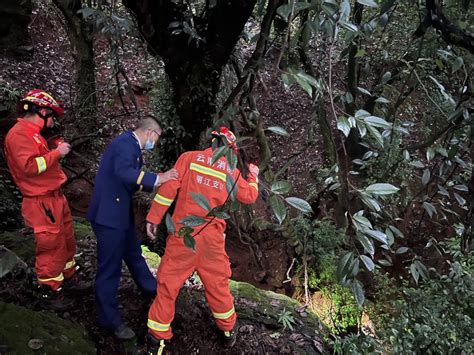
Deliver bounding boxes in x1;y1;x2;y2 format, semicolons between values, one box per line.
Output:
0;80;20;113
310;263;363;335
277;308;296;331
296;217;347;268
334;242;474;353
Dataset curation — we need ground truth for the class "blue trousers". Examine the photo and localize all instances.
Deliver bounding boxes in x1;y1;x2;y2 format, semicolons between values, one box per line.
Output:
93;222;157;329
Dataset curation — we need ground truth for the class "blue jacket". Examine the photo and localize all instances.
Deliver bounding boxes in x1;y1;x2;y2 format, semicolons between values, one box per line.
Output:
87;131;157;230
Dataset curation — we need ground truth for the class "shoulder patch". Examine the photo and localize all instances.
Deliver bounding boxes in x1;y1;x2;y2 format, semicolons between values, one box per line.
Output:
32;134;42;144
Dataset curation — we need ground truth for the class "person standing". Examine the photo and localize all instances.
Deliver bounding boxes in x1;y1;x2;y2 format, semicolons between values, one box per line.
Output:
4;89;82;311
145;126;259;353
87;117;178;340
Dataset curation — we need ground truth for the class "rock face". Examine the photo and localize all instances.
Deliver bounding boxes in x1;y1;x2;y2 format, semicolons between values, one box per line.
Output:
0;0;33;56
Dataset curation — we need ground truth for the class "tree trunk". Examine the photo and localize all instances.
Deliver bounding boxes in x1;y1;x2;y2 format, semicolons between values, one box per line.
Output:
123;0;257;151
53;0;96;131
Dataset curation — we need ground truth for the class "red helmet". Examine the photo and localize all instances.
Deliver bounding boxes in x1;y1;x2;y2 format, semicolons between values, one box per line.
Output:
211;126;238;152
20;89;64;116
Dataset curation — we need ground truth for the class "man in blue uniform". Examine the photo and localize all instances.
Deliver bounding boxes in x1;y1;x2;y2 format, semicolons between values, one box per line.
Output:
87;117;178;340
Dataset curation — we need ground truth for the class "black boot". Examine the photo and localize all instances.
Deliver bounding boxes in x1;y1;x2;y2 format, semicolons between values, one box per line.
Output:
38;286;75;311
146;334;168;355
220;324;238;349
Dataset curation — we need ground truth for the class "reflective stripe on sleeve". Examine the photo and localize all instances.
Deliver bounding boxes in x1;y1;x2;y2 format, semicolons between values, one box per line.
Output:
35;157;47;174
154;194;174;206
249;182;258;191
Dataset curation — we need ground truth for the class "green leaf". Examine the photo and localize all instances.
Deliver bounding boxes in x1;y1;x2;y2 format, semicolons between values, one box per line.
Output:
452;57;463;72
340;21;358;33
207;208;231;220
364;116;391;129
357;233;375;256
180;215;206;227
352;213;373;229
271;181;292;194
378;259;392;267
375;97;390;104
337;116;351;137
281;73;294;89
351;280;365;307
366;123;384;147
357;87;372;96
381;71;392;84
422;201;437;218
365;183;400;195
184;234;196;251
357;0;378;8
229;200;241;213
270;195;287;225
190;192;212;212
337;251;354;282
211;145;228;165
226;174;238;201
349;258;360;277
421;169;430;185
364;229;388;244
276;2;312;21
178;226;193;237
226;149;238;171
395;246;409;254
266;126;289;136
426;147;435;161
359;193;381;212
165;213;176;234
360;255;375;271
285;197;313;213
414;260;429;281
454;193;466;206
293;73;313;96
410;262;419;284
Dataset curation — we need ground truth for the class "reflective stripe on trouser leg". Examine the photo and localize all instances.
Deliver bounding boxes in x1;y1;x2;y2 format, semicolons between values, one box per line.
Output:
34;230;68;291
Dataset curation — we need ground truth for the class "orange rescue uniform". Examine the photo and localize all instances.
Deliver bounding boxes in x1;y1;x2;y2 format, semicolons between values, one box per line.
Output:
146;147;259;339
4;119;76;290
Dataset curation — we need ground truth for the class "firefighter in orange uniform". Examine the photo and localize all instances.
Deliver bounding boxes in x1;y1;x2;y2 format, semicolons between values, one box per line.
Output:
145;127;259;354
4;90;83;310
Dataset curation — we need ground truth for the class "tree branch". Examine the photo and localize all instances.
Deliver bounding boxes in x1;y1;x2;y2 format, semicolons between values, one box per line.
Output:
415;0;474;53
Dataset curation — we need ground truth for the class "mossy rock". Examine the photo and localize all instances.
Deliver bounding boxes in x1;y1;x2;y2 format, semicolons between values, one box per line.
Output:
0;230;35;262
231;280;324;331
0;302;94;354
72;217;93;241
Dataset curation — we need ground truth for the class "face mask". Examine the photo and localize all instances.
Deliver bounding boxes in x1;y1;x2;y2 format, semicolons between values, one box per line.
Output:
144;139;155;151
